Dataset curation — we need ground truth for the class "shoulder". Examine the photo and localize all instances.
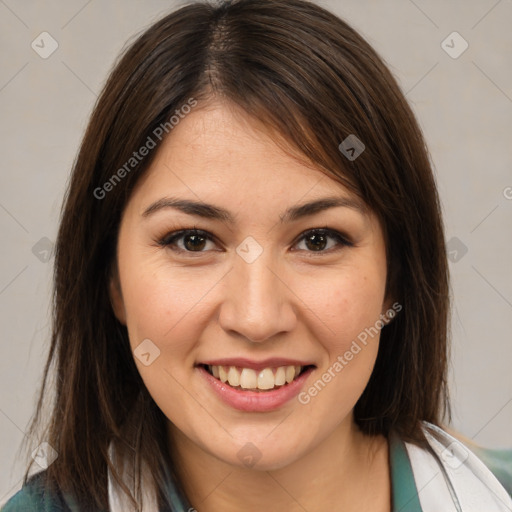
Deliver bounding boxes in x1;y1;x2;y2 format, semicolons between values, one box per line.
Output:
1;471;69;512
441;425;512;497
423;422;512;498
471;445;512;497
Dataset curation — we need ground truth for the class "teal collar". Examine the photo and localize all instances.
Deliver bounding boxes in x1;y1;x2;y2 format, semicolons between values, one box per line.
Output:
390;431;422;512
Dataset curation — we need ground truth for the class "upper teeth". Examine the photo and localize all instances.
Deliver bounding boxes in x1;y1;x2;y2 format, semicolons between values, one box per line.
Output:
209;365;302;391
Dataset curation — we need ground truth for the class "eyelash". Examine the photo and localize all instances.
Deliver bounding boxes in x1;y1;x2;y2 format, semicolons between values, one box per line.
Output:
157;227;353;255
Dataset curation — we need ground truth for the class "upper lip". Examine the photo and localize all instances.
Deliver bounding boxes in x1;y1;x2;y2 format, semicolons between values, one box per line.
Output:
199;358;315;371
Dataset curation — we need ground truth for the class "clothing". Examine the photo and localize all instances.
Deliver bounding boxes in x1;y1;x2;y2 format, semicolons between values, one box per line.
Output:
2;423;511;511
392;423;512;511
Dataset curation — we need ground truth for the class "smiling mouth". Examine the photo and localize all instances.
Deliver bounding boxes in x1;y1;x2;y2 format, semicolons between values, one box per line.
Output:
201;364;314;392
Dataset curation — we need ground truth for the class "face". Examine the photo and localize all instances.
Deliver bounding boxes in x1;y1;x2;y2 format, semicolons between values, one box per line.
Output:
111;100;390;471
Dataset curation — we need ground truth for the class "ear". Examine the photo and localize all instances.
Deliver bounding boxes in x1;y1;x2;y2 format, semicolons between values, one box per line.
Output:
381;296;393;316
381;273;397;320
381;296;401;324
109;271;127;325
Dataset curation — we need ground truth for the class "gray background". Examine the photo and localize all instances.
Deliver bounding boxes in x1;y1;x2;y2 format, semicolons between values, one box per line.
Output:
1;0;511;505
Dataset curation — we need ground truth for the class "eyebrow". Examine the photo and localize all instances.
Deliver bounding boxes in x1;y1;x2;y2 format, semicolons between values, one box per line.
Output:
141;196;365;223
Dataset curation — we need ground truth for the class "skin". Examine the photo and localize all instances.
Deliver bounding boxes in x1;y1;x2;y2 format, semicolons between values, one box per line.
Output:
110;100;392;511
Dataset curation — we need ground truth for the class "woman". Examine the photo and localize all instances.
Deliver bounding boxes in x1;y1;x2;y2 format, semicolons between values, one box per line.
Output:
2;0;511;510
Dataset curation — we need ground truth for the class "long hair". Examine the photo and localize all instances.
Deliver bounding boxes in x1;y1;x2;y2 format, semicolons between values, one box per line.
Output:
21;0;450;509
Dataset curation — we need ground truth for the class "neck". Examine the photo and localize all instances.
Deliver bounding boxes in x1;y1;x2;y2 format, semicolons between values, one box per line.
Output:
167;417;391;512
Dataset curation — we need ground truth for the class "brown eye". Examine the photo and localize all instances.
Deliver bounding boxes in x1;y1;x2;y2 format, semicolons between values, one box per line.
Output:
159;229;216;252
304;232;328;251
183;233;207;251
294;228;352;253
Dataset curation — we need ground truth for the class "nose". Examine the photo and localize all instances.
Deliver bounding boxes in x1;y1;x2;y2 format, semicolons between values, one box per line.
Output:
217;252;297;343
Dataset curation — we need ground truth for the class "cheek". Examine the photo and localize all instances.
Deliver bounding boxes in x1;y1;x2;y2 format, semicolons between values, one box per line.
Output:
119;258;222;348
299;267;386;352
295;271;385;421
118;264;216;409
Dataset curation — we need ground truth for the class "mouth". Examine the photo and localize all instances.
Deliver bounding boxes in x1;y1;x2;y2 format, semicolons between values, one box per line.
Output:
200;363;315;392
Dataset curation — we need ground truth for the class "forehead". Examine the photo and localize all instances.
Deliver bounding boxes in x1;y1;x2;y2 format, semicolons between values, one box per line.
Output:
131;100;361;210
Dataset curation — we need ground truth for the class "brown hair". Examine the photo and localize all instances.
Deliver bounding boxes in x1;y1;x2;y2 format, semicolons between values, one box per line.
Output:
21;0;450;509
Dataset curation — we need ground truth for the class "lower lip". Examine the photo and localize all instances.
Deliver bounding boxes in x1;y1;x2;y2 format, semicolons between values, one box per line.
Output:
198;366;314;412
